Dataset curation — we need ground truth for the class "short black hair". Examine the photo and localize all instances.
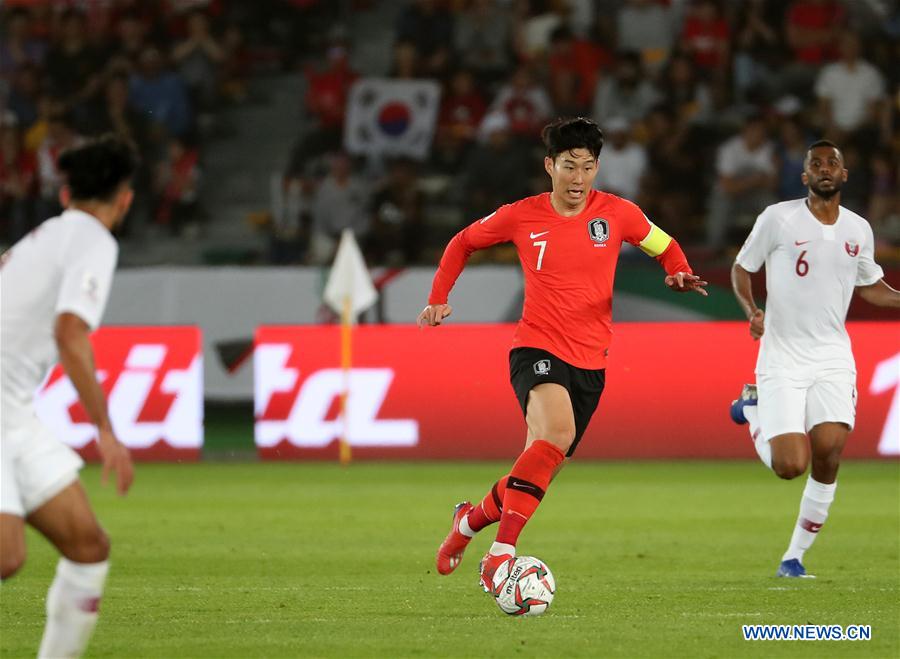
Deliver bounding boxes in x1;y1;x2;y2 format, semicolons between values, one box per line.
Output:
805;139;843;164
807;139;841;153
58;134;139;202
542;117;604;160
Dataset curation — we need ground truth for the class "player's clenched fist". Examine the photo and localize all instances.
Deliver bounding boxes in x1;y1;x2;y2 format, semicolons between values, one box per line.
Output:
417;304;453;328
749;308;765;340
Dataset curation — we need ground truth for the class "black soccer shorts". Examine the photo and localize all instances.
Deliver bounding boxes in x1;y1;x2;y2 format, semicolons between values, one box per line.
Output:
508;347;606;457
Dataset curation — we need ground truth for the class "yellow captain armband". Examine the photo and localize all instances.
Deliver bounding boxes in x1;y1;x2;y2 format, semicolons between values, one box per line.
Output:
638;223;673;257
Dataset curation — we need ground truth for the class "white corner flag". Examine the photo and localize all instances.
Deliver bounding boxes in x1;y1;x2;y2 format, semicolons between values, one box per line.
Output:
322;230;377;465
323;230;378;322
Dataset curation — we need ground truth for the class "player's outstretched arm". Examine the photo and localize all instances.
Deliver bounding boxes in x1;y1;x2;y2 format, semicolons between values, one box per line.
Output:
731;262;765;340
54;312;134;495
633;218;707;296
856;279;900;308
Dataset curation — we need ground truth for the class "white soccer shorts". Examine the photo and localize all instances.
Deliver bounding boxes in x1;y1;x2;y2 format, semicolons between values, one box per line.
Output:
1;409;83;517
757;370;857;441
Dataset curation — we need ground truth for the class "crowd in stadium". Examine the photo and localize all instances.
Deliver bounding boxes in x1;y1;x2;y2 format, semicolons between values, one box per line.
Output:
1;0;897;265
286;0;898;265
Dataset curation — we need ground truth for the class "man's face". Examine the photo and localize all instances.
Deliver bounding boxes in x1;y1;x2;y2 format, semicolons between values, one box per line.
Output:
545;148;597;207
802;146;847;199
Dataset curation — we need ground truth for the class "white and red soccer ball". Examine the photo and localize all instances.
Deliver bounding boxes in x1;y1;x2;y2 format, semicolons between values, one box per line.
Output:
490;556;556;616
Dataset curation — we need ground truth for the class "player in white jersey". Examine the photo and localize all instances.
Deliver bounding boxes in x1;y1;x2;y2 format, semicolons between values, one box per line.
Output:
1;135;137;658
730;140;900;578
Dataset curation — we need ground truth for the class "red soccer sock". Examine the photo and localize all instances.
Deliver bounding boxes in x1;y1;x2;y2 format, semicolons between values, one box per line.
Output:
495;440;565;547
466;475;508;532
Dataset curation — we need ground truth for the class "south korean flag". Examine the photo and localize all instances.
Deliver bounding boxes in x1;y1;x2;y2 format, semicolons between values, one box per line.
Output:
344;78;441;160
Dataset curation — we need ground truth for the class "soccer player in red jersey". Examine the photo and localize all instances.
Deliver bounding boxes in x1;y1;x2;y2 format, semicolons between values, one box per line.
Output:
419;117;707;591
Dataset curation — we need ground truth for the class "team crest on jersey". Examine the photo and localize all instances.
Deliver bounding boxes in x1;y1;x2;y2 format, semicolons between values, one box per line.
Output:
587;218;609;244
844;241;859;257
533;359;551;376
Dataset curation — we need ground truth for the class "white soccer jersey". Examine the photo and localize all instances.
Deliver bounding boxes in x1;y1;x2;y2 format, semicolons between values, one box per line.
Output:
735;199;884;377
1;209;118;415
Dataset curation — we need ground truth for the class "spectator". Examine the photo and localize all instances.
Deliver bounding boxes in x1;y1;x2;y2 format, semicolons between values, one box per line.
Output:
660;53;713;126
171;10;225;114
129;46;192;138
616;0;674;74
220;23;250;104
591;51;661;127
774;115;810;201
35;109;83;220
867;150;897;237
517;0;569;61
112;10;150;67
368;158;424;265
462;112;532;220
680;0;730;77
6;64;42;129
439;69;487;143
837;144;872;216
305;43;358;131
269;174;314;265
594;117;647;201
782;0;845;96
706;114;777;250
814;31;887;145
391;40;419;79
395;0;454;78
432;69;486;173
0;8;46;76
489;65;553;140
785;0;845;66
85;74;150;149
0;116;37;243
453;0;514;85
23;95;60;154
547;26;612;114
154;136;202;236
732;0;781;103
640;105;705;237
43;9;103;106
591;117;646;201
309;152;372;264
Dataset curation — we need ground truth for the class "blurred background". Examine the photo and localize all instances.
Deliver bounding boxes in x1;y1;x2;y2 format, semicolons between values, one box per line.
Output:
2;0;898;265
1;0;898;458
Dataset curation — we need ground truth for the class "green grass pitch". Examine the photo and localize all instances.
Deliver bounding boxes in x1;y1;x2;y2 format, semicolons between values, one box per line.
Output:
1;461;897;658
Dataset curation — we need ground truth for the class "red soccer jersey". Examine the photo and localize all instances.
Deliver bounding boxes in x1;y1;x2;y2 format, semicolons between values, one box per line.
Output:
429;190;691;369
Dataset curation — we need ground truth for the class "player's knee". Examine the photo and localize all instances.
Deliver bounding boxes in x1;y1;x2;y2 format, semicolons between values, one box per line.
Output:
68;526;110;563
773;458;807;480
542;425;576;453
1;548;26;580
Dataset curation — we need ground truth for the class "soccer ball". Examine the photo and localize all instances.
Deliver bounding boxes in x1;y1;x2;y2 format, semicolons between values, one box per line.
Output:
490;556;556;616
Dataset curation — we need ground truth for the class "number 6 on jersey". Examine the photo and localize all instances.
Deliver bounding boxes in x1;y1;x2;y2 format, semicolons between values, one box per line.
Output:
533;240;547;270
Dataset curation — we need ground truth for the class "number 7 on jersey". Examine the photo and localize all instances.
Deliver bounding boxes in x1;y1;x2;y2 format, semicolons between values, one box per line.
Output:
533;240;547;270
